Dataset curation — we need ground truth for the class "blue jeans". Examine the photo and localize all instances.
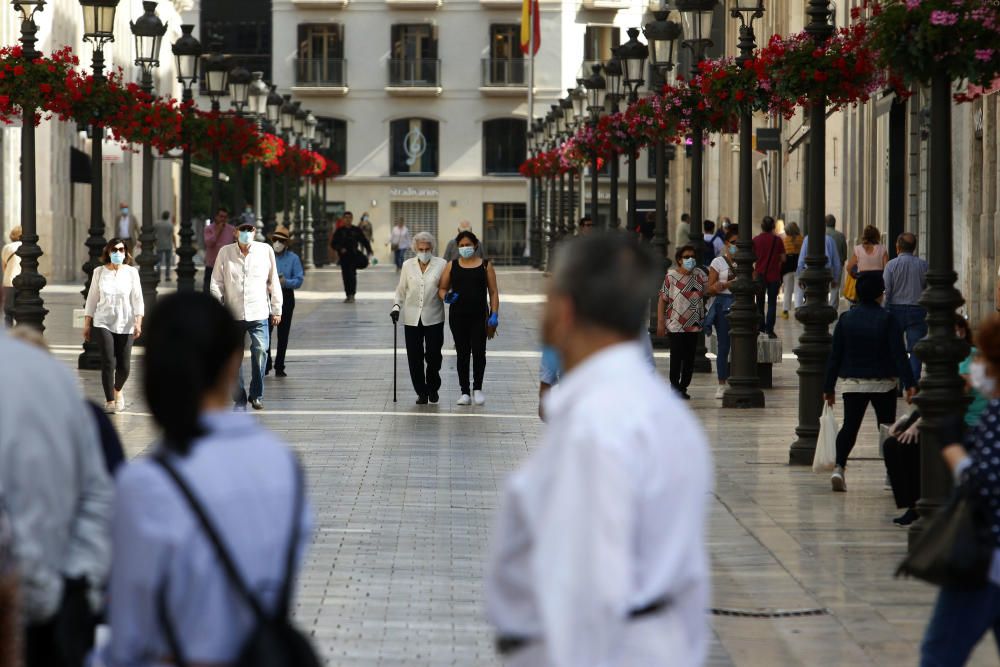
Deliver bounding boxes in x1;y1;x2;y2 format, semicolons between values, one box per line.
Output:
921;581;1000;666
236;319;269;403
714;294;733;381
757;280;781;335
394;248;406;269
887;304;928;382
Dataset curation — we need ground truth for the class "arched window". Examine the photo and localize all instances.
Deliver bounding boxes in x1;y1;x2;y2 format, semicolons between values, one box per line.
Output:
483;118;526;176
390;118;439;176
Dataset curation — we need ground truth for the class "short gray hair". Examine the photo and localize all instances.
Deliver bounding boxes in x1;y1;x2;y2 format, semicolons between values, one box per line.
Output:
413;231;436;251
551;233;659;337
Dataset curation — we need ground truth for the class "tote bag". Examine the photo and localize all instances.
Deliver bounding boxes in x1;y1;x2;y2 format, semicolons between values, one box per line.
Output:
812;404;838;473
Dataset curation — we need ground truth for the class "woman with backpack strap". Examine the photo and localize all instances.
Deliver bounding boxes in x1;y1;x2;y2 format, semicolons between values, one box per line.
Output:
101;292;318;667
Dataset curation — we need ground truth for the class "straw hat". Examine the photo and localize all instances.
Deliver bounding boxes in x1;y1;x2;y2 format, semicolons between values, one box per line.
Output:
270;225;291;242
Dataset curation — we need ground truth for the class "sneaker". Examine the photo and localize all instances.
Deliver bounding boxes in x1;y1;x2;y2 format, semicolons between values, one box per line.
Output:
457;394;472;406
115;391;125;412
429;392;439;404
415;396;428;405
473;390;486;406
276;369;287;378
831;465;846;492
104;400;117;414
781;310;789;320
250;398;263;411
893;508;919;526
233;401;247;412
714;385;726;399
680;391;692;400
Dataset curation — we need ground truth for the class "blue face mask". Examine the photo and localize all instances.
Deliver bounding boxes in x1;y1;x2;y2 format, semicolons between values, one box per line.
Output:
109;251;125;265
728;244;737;255
120;208;128;216
238;230;253;245
458;246;475;259
682;257;697;270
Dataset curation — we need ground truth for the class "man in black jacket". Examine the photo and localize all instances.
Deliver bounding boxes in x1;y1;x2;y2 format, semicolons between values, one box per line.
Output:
331;212;373;303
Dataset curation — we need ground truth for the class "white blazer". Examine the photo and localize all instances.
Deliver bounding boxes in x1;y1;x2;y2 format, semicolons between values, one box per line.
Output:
392;256;447;326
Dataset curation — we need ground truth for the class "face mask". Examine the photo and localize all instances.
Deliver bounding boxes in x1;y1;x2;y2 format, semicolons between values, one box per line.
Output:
120;208;128;216
458;246;475;259
109;251;125;266
682;257;697;271
272;241;286;253
238;230;253;245
970;361;996;396
728;244;737;256
416;251;432;264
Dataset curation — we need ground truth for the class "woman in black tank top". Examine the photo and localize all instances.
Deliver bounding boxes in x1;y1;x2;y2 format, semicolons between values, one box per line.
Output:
438;231;500;406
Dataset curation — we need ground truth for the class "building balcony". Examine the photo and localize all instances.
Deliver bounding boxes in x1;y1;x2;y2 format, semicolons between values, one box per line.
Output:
291;0;348;7
386;0;442;7
292;58;348;96
480;58;528;96
581;0;631;8
386;59;442;96
479;0;521;6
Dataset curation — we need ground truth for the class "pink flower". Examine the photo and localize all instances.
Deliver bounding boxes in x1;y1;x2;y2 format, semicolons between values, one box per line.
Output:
930;10;958;25
905;0;920;8
975;49;994;61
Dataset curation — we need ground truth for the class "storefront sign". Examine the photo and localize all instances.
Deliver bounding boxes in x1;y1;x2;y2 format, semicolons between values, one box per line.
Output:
389;186;439;197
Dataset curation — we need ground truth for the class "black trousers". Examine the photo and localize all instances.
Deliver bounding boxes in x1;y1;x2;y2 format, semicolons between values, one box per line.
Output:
93;327;133;402
835;389;897;467
449;312;487;394
341;256;358;297
404;320;445;397
203;267;213;294
668;331;698;391
267;288;295;372
884;434;920;509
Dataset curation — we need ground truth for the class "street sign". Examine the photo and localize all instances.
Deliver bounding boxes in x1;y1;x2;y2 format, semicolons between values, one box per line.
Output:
756;128;781;152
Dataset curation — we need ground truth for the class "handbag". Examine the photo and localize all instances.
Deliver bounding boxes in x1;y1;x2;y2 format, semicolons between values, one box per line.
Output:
895;485;992;589
842;270;857;302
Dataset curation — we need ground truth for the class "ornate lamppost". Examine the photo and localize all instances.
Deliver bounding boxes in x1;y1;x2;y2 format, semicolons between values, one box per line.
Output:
227;65;251;213
78;0;120;369
567;83;587;237
583;64;606;227
559;96;575;237
724;0;766;409
619;28;648;237
279;95;295;226
203;38;228;217
302;109;317;269
246;72;268;230
9;0;48;331
264;85;283;230
131;0;166;319
292;105;306;240
543;110;557;267
603;51;623;230
172;24;202;292
788;0;837;464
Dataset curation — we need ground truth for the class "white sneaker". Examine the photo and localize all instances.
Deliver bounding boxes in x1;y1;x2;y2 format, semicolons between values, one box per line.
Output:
104;400;117;414
714;385;726;399
115;391;125;412
831;465;847;492
473;390;486;406
457;394;472;406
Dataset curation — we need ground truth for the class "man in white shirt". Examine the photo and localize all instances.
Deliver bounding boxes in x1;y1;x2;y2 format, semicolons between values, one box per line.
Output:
211;222;282;410
486;233;713;667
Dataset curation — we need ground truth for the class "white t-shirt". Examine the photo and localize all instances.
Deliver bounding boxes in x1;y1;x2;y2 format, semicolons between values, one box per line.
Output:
709;255;734;295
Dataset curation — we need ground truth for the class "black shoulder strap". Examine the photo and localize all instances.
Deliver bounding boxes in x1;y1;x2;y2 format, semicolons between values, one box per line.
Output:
278;457;305;617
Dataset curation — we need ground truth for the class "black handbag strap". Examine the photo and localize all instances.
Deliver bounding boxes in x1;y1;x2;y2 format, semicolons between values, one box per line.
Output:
153;451;305;662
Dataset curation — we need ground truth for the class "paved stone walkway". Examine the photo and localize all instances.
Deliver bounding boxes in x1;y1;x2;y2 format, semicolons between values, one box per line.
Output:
31;265;999;666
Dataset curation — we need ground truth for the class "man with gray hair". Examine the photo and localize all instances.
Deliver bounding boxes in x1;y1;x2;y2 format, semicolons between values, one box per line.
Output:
883;232;928;381
486;233;713;666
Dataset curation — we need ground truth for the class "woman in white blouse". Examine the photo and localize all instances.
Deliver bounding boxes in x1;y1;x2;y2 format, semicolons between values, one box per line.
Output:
390;232;447;404
84;237;144;413
706;226;738;399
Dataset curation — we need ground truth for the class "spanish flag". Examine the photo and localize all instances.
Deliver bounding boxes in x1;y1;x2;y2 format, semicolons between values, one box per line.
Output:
520;0;540;55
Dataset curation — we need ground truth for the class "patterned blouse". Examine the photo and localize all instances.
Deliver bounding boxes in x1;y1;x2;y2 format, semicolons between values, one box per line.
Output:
961;398;1000;548
660;268;707;333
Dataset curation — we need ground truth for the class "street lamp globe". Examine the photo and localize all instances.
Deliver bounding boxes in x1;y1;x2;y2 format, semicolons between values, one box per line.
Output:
731;0;765;19
265;84;282;124
583;64;606;121
280;95;295;132
571;82;587;122
561;95;575;130
171;24;202;90
131;1;166;75
203;37;229;101
644;11;682;83
11;0;44;21
550;104;564;136
321;123;333;150
79;0;119;46
247;72;268;117
619;28;648;92
304;111;317;142
228;65;252;110
676;0;718;45
293;105;306;136
603;50;624;102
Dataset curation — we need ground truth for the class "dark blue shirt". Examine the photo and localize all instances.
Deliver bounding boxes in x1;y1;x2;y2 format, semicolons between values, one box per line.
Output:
824;302;916;393
962;399;1000;548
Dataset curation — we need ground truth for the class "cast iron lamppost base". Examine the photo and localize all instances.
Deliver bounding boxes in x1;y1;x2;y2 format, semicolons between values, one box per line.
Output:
788;0;836;464
9;0;48;331
172;24;202;292
723;0;765;409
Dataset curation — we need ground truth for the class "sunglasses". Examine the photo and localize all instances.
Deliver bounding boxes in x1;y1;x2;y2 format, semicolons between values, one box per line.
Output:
681;254;696;260
112;246;126;252
238;226;255;232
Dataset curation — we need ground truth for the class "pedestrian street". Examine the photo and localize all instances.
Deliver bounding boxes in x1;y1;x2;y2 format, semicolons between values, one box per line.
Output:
36;265;998;667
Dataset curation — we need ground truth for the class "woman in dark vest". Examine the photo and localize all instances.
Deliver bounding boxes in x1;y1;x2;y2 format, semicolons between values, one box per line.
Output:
438;230;500;406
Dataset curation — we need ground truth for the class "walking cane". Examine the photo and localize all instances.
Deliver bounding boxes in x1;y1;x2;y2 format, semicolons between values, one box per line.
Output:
393;319;398;403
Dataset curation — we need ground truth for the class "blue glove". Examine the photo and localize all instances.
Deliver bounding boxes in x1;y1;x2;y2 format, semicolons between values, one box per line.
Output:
488;312;499;328
444;291;459;305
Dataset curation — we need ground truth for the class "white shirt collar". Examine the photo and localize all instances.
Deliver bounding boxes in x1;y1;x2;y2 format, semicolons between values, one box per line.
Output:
542;341;646;420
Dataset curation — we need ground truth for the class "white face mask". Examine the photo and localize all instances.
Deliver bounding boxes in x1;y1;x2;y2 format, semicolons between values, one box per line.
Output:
416;251;432;264
272;241;286;254
971;360;996;396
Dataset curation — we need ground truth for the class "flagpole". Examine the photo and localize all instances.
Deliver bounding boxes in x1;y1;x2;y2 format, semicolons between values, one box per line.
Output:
524;7;535;260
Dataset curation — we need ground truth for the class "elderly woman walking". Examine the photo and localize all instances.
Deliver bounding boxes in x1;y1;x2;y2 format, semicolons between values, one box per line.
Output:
84;237;145;413
391;232;448;404
823;272;915;493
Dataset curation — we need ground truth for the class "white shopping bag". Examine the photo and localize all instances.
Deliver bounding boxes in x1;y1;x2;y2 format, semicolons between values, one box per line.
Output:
813;403;838;473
